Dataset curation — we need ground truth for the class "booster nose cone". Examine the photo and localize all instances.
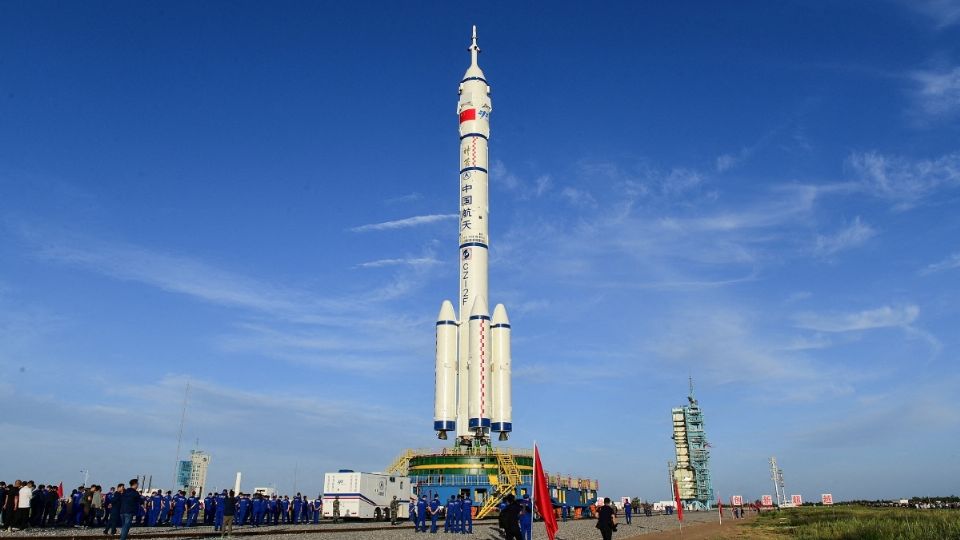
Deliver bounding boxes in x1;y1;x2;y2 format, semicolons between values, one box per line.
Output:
470;295;488;317
491;303;509;325
438;300;456;321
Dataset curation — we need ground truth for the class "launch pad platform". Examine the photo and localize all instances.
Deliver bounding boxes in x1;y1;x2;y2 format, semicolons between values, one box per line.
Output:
386;447;598;518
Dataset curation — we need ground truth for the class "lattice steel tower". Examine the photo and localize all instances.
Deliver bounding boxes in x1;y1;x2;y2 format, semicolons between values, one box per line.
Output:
671;377;714;510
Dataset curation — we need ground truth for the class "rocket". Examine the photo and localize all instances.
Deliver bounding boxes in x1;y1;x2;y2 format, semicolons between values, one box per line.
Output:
434;26;512;445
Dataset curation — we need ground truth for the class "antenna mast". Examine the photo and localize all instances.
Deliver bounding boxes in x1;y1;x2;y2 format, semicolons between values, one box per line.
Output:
173;382;191;489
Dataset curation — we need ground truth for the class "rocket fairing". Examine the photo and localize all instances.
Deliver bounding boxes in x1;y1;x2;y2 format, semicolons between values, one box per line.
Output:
432;26;512;445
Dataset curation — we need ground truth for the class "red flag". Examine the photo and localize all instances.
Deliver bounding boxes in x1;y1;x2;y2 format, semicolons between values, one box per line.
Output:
57;482;63;499
533;445;558;540
459;109;477;123
672;479;684;522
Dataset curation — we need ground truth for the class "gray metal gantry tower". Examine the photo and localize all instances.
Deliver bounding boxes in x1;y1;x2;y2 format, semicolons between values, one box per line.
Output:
671;377;714;510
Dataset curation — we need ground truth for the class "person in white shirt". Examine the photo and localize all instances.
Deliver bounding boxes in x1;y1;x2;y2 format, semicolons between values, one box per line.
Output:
15;480;34;530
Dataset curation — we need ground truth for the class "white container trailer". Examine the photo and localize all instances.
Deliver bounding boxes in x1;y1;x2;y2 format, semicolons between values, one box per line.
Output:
322;471;412;521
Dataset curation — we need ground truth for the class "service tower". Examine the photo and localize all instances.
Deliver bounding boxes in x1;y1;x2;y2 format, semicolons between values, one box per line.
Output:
434;25;512;447
671;378;714;510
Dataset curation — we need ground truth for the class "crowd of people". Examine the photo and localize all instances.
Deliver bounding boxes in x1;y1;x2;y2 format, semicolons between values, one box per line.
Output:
3;478;627;540
1;478;326;538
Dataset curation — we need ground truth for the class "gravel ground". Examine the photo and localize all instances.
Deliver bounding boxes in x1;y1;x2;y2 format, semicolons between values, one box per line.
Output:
2;512;721;540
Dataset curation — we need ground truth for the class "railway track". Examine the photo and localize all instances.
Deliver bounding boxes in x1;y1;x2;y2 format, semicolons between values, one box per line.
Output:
20;520;501;540
17;524;423;540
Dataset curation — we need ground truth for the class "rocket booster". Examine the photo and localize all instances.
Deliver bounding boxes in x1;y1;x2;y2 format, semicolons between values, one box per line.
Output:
434;26;511;445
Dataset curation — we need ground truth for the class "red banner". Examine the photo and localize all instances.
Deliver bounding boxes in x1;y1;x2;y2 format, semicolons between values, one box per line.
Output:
673;479;684;522
534;445;558;540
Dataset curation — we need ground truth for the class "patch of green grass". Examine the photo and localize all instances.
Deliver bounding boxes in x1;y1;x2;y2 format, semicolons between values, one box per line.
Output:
753;505;960;540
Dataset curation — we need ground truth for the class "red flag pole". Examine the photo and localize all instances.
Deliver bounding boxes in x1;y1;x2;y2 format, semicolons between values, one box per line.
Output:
673;479;684;535
533;444;559;540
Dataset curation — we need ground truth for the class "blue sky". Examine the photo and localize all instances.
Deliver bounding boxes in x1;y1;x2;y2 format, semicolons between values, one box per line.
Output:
2;1;959;502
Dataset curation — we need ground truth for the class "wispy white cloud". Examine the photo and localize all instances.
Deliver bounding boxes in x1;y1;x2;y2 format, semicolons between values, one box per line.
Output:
29;232;320;317
910;66;960;118
794;305;919;332
715;152;743;173
649;308;849;400
847;150;960;209
356;257;441;268
902;0;960;29
350;213;457;232
490;159;552;199
383;192;423;205
920;251;960;275
559;186;597;207
814;216;876;256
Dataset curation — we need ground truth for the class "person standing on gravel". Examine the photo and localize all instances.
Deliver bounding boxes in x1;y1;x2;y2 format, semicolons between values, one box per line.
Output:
499;494;522;540
462;494;473;534
104;484;124;535
595;497;616;540
117;479;141;540
390;496;400;525
221;490;237;538
214;492;225;532
416;495;427;532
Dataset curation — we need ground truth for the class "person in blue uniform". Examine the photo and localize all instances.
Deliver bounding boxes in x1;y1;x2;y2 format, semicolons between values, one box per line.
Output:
461;495;472;534
147;491;161;526
416;496;427;532
214;492;225;532
187;492;200;526
452;496;462;533
624;500;632;525
161;492;171;525
409;498;417;527
249;494;261;527
279;496;290;524
519;494;532;540
429;495;441;533
259;494;269;526
171;491;186;528
561;503;568;522
265;496;276;526
136;497;146;526
292;494;303;525
443;496;452;533
237;494;250;527
312;498;322;524
203;494;213;526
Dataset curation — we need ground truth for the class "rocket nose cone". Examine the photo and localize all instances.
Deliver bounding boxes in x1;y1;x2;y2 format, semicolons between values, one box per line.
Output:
470;295;488;317
438;300;456;321
492;304;510;325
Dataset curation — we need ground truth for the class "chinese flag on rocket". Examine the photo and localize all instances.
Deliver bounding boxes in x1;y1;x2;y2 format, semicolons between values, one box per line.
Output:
534;444;558;540
459;109;476;123
673;479;684;522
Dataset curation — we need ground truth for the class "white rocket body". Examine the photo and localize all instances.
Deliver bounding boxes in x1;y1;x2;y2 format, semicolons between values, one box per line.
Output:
433;26;512;444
